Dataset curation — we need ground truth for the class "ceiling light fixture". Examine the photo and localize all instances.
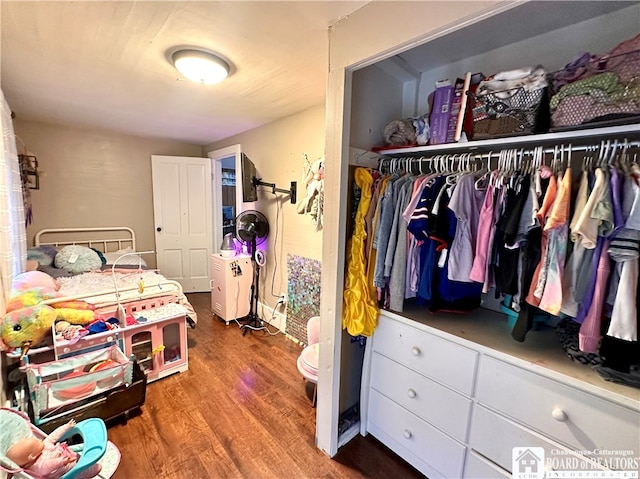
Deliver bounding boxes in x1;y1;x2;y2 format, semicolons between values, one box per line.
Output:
172;49;230;85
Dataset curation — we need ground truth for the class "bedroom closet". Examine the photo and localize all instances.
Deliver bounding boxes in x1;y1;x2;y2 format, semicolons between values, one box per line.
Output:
319;1;640;476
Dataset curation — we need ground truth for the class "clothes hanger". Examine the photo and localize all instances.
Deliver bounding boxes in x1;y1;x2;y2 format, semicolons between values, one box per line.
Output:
584;144;593;172
445;154;458;184
607;139;618;168
619;139;631;173
474;152;492;190
597;140;608;169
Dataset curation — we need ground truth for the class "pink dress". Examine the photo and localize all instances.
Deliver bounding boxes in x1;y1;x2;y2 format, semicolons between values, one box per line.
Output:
469;172;498;284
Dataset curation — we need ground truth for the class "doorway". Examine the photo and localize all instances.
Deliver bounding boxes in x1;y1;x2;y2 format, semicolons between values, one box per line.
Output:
208;144;254;253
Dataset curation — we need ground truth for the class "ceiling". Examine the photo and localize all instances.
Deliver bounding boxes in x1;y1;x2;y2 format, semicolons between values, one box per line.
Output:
0;1;367;146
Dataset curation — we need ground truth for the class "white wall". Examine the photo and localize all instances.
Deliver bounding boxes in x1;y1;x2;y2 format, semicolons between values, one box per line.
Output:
206;105;325;312
13;119;202;268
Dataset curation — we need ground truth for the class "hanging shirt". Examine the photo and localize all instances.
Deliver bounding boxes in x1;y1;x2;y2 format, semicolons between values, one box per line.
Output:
366;176;390;300
373;174;400;287
384;176;414;279
447;174;485;282
579;239;612;353
494;174;531;296
389;179;415;312
572;168;607;249
469;172;498;284
525;174;558;307
607;167;640;341
561;171;591;317
409;177;447;303
538;169;572;315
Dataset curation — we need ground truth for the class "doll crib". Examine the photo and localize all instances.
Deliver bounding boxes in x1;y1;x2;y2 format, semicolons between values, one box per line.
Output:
0;408;120;479
24;345;133;427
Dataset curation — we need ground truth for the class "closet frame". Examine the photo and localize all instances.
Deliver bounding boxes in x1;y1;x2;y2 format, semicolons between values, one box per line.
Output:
319;0;640;459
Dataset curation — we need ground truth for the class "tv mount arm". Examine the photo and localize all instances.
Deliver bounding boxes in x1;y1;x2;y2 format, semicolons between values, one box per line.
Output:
253;177;297;204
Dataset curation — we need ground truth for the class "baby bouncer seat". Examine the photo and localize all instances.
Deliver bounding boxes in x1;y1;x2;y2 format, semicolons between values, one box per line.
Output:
0;408;120;479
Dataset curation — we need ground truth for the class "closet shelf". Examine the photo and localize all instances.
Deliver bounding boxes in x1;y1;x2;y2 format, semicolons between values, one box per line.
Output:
379;123;640;157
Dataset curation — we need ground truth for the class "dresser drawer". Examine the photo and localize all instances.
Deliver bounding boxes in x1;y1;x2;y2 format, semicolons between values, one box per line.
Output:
373;315;478;396
368;389;466;479
469;404;607;473
370;352;472;441
464;451;510;479
476;356;640;453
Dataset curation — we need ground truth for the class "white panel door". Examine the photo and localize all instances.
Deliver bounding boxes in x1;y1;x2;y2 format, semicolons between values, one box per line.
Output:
151;155;212;292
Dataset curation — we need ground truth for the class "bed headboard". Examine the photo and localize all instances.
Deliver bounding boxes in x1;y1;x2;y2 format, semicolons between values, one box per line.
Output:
34;227;136;253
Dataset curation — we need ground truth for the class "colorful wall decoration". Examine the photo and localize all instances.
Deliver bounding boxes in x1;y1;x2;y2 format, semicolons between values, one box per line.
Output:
286;254;321;344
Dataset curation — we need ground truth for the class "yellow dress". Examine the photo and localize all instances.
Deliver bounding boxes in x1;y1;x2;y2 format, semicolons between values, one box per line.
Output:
342;168;379;336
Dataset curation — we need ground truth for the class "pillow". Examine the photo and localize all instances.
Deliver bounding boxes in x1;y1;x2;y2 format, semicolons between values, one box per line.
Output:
103;251;148;267
27;245;58;267
12;271;59;293
54;245;103;274
91;248;107;266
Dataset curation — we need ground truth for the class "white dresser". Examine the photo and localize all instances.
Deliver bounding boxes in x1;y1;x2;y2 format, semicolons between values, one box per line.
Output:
360;312;640;478
210;253;252;324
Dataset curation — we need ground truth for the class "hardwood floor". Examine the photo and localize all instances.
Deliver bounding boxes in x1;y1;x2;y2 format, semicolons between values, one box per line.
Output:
107;293;425;479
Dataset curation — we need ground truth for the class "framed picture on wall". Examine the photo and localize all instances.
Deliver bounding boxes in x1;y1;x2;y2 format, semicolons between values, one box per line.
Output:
27;171;39;190
19;155;39;189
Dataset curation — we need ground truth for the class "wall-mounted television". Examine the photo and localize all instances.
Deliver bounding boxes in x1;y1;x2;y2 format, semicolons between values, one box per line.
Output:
241;152;297;204
241;153;257;202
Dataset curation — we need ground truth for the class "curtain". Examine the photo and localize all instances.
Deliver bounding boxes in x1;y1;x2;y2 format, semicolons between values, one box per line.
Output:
0;89;26;319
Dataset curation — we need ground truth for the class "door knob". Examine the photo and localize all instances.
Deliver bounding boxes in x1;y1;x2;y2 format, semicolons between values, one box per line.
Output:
552;408;568;422
156;227;162;232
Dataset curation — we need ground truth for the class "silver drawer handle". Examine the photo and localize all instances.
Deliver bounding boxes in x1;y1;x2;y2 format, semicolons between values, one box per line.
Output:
411;346;421;356
552;408;568;422
407;389;417;399
403;429;412;439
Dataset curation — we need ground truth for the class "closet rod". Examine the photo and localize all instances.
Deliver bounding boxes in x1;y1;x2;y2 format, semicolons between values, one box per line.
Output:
378;138;640;168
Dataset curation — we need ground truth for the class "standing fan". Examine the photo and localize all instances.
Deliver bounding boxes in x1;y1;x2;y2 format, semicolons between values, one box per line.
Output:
236;210;269;255
235;210;269;334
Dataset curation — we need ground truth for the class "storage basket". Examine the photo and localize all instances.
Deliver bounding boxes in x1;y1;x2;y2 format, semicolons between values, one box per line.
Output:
471;85;549;139
549;49;640;131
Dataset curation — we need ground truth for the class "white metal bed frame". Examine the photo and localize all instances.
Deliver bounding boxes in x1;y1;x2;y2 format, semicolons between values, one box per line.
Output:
32;227;187;307
34;227;136;252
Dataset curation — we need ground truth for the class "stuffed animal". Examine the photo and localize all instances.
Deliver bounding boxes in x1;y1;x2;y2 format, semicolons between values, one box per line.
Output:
52;300;96;325
6;287;60;313
12;271;59;293
2;291;95;351
53;308;95;325
296;158;324;227
54;320;88;343
1;304;57;349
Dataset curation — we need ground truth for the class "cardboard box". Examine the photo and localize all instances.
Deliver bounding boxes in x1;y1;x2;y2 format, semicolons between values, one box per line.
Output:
447;76;468;143
429;79;453;145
